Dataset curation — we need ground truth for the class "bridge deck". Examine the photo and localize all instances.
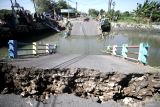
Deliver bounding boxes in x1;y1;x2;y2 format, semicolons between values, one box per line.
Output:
7;54;159;74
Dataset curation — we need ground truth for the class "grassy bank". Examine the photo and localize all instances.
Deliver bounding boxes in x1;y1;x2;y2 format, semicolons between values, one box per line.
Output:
0;47;7;58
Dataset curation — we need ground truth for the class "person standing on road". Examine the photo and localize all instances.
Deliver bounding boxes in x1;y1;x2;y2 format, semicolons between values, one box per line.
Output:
99;15;106;39
65;20;73;37
99;15;111;39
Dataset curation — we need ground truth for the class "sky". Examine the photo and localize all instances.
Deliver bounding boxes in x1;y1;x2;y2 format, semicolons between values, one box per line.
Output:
0;0;158;13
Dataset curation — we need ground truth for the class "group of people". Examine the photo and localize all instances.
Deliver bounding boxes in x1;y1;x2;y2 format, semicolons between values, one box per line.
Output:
3;9;58;28
16;10;53;25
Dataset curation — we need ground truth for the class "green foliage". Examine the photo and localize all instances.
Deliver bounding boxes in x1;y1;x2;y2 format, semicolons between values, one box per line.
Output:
106;0;160;23
122;11;130;17
32;0;52;13
0;9;12;19
106;9;114;20
32;0;72;13
56;0;68;9
134;0;160;22
100;9;105;15
88;9;99;17
114;10;120;17
31;0;160;23
118;16;137;23
55;0;72;13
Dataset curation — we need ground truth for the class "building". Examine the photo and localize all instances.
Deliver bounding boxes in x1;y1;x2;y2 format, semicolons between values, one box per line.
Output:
61;9;76;18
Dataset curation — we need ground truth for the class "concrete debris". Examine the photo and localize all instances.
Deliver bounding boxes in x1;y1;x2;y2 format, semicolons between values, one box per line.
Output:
0;63;160;106
122;97;134;106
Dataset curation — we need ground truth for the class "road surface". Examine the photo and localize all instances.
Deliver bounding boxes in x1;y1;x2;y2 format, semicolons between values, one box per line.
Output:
71;19;101;36
1;94;160;107
7;54;159;74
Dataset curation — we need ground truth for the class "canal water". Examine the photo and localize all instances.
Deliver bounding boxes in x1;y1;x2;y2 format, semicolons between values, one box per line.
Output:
0;31;160;67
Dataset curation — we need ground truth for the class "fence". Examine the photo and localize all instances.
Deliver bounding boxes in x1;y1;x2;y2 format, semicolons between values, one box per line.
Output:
104;42;149;65
8;40;57;58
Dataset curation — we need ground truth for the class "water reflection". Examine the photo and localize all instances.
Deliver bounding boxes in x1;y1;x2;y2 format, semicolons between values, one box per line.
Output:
37;31;160;66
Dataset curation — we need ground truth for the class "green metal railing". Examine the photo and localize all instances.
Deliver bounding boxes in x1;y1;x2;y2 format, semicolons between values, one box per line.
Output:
103;42;149;65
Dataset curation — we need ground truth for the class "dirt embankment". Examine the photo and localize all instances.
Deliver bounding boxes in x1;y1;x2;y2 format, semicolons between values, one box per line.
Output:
0;63;160;106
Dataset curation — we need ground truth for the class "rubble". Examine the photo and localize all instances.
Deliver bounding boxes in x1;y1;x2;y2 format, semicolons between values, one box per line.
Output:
0;63;160;105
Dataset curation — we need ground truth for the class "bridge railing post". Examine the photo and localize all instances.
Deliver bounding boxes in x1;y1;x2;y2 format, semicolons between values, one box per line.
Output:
49;44;57;54
121;44;128;58
112;45;117;55
32;42;37;55
46;43;49;54
106;45;112;53
8;40;17;58
138;42;149;65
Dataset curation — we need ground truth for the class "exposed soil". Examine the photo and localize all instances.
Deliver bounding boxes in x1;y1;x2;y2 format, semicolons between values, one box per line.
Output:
0;63;160;106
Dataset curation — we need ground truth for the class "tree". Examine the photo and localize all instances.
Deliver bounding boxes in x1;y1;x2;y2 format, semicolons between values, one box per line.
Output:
134;0;160;22
100;9;105;15
114;10;121;20
122;11;130;17
114;10;120;17
31;0;53;13
106;9;114;20
0;9;12;19
88;9;99;17
31;0;72;13
54;0;72;13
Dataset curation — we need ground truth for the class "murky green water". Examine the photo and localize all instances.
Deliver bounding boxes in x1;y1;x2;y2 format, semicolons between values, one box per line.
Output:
0;31;160;67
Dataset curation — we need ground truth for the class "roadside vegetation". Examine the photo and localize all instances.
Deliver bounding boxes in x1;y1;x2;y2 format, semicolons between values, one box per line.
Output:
0;0;159;24
0;9;12;19
31;0;75;14
88;0;160;24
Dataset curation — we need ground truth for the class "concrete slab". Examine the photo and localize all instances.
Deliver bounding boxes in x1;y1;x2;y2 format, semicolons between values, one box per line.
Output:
0;94;121;107
8;54;159;74
0;94;160;107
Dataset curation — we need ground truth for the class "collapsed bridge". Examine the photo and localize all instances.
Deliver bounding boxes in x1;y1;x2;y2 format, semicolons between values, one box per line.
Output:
0;62;160;106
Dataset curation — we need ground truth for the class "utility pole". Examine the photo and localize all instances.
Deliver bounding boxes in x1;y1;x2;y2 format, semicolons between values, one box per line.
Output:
76;1;77;17
112;1;115;20
108;0;112;12
68;0;69;19
51;0;56;19
76;2;77;11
